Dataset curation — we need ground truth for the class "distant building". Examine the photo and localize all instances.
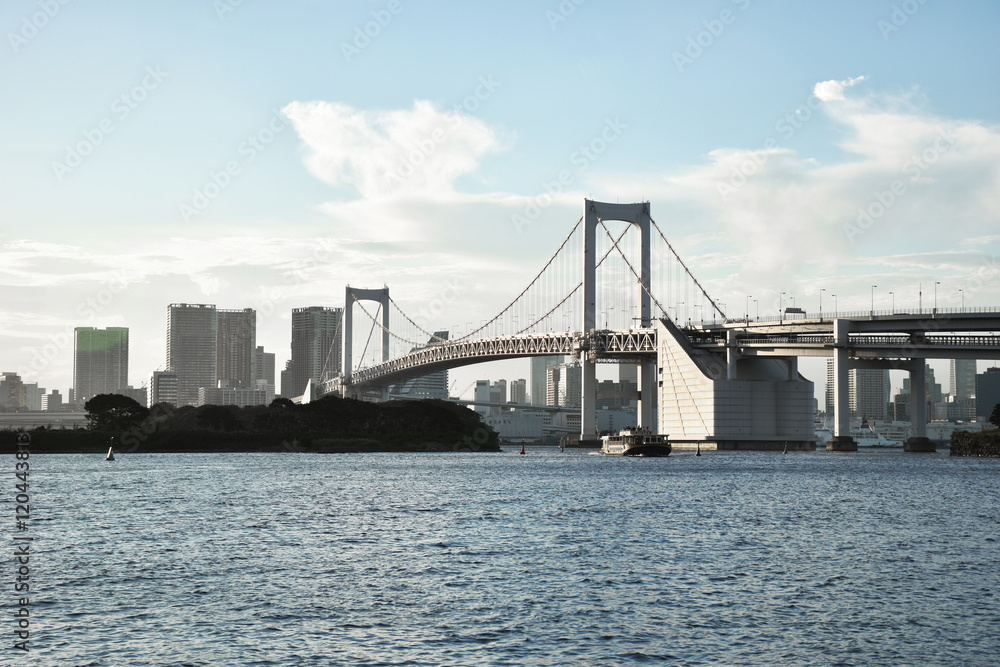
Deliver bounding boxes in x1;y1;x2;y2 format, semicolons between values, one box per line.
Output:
198;382;272;408
547;362;581;408
167;304;218;406
849;368;890;421
951;359;977;400
42;389;63;412
531;355;562;406
395;332;449;400
975;367;1000;420
23;383;45;411
254;346;276;395
0;372;26;411
122;385;147;407
73;326;129;403
510;379;527;404
148;370;179;407
279;359;293;399
289;306;343;399
473;380;491;417
217;308;256;388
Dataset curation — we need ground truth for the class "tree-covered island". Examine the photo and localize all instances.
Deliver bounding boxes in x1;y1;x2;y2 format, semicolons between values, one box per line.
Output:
1;394;501;454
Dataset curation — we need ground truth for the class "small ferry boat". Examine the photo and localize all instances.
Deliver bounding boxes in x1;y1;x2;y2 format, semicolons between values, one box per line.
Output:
600;427;671;457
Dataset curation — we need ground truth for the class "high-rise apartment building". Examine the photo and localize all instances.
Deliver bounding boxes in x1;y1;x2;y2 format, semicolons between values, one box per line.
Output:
546;362;581;408
217;308;256;388
166;304;217;406
289;306;343;398
531;355;562;406
73;327;129;402
849;368;890;421
254;346;276;394
510;379;527;404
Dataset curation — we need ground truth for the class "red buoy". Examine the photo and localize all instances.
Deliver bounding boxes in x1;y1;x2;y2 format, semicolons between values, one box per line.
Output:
520;443;526;455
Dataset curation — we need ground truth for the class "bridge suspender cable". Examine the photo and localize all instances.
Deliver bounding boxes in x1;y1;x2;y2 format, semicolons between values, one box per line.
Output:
649;216;726;320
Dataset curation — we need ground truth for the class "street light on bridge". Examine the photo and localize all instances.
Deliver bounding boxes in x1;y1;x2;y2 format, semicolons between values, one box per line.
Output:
959;288;965;309
871;285;877;317
820;288;825;320
934;281;940;314
889;291;894;314
745;295;751;322
831;294;837;315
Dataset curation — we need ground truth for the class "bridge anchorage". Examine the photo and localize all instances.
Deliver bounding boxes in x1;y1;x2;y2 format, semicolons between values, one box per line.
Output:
315;198;1000;452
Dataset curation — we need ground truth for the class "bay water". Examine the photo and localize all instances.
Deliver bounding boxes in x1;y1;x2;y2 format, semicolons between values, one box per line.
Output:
11;448;1000;665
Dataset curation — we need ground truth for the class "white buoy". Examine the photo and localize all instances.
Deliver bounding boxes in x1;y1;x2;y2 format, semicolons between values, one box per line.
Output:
105;445;115;461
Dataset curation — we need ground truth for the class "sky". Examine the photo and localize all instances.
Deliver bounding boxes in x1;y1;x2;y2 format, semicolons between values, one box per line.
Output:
2;0;999;403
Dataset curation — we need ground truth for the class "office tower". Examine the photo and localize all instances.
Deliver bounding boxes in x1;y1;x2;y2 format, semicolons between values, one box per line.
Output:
217;308;256;388
254;346;276;393
849;368;890;421
531;355;562;406
289;306;343;398
975;367;1000;420
148;370;179;407
73;327;129;402
396;332;449;400
510;379;527;404
166;304;217;407
951;359;977;399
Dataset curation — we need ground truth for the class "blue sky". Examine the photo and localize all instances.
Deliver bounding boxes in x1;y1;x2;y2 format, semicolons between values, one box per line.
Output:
2;0;999;401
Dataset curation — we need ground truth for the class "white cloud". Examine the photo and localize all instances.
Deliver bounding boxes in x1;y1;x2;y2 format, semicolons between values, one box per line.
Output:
813;75;867;102
589;80;1000;317
282;99;502;199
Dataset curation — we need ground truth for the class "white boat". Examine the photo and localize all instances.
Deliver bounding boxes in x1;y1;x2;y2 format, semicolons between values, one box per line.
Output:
851;421;902;448
600;427;671;457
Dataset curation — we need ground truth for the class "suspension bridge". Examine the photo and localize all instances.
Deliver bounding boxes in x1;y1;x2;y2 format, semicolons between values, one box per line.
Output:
314;199;1000;452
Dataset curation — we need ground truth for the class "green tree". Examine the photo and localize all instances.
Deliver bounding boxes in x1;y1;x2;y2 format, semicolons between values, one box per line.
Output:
195;404;242;431
990;403;1000;429
84;394;150;433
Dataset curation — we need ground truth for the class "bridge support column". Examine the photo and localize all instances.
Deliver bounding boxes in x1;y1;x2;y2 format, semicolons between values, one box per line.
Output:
829;318;857;451
582;198;652;439
582;354;597;441
344;286;391;398
905;357;935;452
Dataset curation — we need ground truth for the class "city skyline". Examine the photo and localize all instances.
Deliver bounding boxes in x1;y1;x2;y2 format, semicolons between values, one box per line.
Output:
2;2;999;402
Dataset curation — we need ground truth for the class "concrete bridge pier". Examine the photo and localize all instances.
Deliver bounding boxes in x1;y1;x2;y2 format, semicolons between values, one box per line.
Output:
829;318;858;451
904;356;935;452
